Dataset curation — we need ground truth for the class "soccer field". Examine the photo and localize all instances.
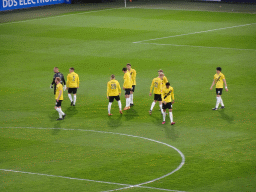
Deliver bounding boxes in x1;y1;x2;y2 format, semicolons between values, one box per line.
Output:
0;4;256;192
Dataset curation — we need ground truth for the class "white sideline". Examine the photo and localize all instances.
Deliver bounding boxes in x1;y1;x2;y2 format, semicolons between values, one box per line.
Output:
133;23;256;43
0;127;186;192
0;8;123;25
136;42;256;51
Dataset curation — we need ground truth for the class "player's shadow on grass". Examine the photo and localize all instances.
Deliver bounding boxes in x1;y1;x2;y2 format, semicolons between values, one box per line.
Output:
65;106;78;118
150;110;162;126
124;107;138;121
164;126;180;141
107;115;122;129
52;121;62;135
218;110;234;124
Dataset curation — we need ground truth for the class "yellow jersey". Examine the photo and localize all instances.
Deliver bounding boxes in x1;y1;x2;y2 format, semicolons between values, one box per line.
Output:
128;68;136;85
162;86;174;103
162;76;168;87
55;83;63;100
123;72;132;89
214;72;225;88
67;72;79;88
150;77;162;94
107;79;121;97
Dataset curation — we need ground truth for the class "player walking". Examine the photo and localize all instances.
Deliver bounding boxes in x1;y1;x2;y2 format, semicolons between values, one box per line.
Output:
149;73;164;115
66;67;79;106
122;67;132;111
126;63;136;106
55;77;66;120
107;75;122;116
50;67;66;95
210;67;228;110
162;82;175;125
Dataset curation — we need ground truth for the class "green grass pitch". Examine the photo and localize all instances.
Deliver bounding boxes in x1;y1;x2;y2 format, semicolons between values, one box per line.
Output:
0;7;256;192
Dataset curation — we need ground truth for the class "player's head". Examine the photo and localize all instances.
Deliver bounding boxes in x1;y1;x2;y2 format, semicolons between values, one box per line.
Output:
126;63;131;70
55;77;61;84
158;69;163;75
159;73;164;80
166;82;170;88
122;67;127;73
54;67;59;73
69;67;75;73
216;67;221;74
111;74;115;79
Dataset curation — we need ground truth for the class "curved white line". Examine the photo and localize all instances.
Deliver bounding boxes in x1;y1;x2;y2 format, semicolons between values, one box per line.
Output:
0;127;185;192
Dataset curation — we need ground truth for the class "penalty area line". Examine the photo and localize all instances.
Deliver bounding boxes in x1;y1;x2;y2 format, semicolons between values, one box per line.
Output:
133;23;256;43
135;42;256;51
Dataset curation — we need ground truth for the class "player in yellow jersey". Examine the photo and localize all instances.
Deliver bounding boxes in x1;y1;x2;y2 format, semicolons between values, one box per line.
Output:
122;67;132;111
107;74;122;116
126;63;136;106
162;82;175;125
149;73;164;115
210;67;228;110
66;67;79;106
55;77;66;120
158;69;168;87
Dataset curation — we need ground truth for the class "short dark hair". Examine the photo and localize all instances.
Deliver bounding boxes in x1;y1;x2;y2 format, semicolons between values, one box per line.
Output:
70;67;75;71
111;74;115;79
166;82;170;86
126;63;131;66
122;67;127;71
56;77;61;82
216;67;221;71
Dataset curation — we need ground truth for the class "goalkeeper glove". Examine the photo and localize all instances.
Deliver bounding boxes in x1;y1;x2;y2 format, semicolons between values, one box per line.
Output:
63;85;66;91
50;85;53;89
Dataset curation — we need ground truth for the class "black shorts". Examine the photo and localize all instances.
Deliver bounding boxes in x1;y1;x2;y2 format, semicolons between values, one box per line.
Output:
131;85;135;92
68;88;77;94
109;96;120;103
154;94;162;101
216;88;223;95
125;89;131;95
162;102;172;110
55;100;62;107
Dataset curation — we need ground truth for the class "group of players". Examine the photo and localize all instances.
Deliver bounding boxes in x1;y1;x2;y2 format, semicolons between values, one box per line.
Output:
51;65;228;125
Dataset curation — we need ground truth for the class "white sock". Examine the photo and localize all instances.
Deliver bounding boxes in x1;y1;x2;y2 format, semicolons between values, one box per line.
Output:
169;112;173;123
159;104;163;114
68;94;73;102
126;97;130;107
108;102;112;114
73;95;77;105
56;108;63;118
163;112;166;121
220;97;224;106
150;102;156;111
130;94;133;104
215;97;220;108
118;100;122;111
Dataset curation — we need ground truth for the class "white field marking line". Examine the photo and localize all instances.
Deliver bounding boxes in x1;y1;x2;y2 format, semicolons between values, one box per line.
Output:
0;169;129;186
0;8;123;25
127;7;256;14
0;127;186;192
137;42;256;51
133;23;256;43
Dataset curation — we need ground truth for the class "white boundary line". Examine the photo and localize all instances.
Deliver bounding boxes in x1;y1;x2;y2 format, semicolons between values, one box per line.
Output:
0;8;123;25
0;127;186;192
133;23;256;43
136;42;256;51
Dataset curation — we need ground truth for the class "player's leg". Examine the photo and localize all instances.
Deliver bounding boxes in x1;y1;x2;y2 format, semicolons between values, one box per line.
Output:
73;88;77;106
149;97;157;115
108;102;113;116
159;101;164;114
213;89;222;110
55;101;64;120
169;103;175;125
124;89;131;110
116;96;122;114
68;88;73;106
162;106;166;124
220;94;225;109
130;85;135;106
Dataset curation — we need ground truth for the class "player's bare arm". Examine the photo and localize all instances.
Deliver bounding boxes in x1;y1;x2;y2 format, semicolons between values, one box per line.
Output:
57;90;62;102
223;79;228;91
210;80;215;90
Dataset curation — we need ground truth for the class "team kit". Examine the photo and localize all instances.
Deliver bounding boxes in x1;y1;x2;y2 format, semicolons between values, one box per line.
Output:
51;65;228;125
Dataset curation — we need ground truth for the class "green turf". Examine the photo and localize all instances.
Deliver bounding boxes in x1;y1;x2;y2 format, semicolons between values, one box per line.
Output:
0;7;256;192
